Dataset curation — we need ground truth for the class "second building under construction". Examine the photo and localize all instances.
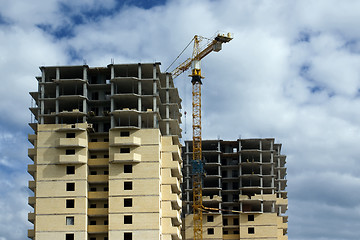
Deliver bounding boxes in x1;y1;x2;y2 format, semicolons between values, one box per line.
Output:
182;138;288;240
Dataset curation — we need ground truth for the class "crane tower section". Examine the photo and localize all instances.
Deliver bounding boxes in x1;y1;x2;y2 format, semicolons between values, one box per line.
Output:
170;32;233;240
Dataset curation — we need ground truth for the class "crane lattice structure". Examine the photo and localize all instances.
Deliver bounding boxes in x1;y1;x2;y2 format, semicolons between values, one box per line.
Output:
169;32;233;240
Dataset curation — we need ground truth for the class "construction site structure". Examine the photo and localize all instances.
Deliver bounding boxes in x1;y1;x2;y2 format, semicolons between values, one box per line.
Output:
182;138;288;240
170;32;233;240
27;63;183;240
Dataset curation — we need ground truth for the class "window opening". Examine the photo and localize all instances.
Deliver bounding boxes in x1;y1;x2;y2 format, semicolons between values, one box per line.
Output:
124;215;132;224
124;165;132;173
124;182;132;190
66;183;75;191
66;216;74;225
66;199;74;208
66;166;75;174
124;198;132;207
66;149;75;155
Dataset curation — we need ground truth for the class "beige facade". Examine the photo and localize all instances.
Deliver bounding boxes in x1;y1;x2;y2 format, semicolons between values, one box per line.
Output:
28;63;182;240
182;139;288;240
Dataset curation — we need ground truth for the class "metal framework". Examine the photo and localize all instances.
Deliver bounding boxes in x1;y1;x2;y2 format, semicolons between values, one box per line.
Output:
170;32;233;240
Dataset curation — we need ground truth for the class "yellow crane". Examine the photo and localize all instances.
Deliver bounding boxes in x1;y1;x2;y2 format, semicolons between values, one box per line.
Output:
169;32;233;240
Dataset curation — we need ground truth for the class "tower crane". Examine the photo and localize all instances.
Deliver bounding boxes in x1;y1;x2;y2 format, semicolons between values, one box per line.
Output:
169;32;233;240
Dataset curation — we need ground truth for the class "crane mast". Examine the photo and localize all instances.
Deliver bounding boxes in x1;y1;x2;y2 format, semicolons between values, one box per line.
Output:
170;32;233;240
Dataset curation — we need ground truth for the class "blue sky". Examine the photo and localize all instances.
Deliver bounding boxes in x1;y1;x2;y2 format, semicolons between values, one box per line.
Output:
1;0;360;239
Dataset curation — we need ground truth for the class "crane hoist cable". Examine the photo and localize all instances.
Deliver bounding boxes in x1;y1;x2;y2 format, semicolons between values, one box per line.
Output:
168;32;233;240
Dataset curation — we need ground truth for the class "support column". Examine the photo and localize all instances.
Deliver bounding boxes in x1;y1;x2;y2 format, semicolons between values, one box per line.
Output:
153;77;157;128
40;68;45;124
138;64;142;128
55;84;59;124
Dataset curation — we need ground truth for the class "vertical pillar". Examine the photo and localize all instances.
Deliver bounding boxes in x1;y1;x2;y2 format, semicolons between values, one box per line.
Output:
56;67;60;80
55;84;59;124
40;68;45;124
110;65;115;128
138;64;142;128
153;77;157;128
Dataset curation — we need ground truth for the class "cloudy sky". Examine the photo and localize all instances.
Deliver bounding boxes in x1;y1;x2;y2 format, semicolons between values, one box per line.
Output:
1;0;360;239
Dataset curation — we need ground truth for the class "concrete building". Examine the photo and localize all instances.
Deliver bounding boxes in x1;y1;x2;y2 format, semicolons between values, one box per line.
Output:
182;139;288;240
28;63;183;240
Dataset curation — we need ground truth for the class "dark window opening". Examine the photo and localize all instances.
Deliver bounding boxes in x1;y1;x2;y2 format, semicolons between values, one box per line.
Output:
248;227;255;234
124;198;132;207
104;154;109;158
66;199;74;208
121;131;130;137
66;149;75;155
90;238;96;240
66;133;75;138
91;138;98;142
104;220;108;225
124;182;132;190
90;155;97;159
223;218;228;226
90;187;96;192
66;233;74;240
120;148;130;153
90;171;97;175
124;232;132;240
124;215;132;224
103;187;108;191
207;228;214;235
104;203;108;208
223;230;228;235
104;138;109;142
104;170;109;175
66;183;75;191
207;216;214;222
248;215;254;221
90;204;96;208
90;220;96;225
124;165;132;173
234;230;239;234
66;166;75;174
233;218;239;225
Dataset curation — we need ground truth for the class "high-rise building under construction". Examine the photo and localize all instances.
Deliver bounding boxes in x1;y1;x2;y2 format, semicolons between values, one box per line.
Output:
27;63;183;240
182;139;288;240
27;62;288;240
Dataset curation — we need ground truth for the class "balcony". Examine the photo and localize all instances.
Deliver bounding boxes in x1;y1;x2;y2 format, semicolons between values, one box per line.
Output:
162;145;181;160
111;136;141;146
111;153;141;163
28;148;36;161
57;138;87;148
276;198;288;206
28;197;35;208
88;208;108;216
88;142;109;151
27;165;36;178
28;181;35;192
277;217;288;229
88;191;108;200
28;229;35;239
28;134;36;146
88;175;108;183
162;169;181;193
161;218;181;239
28;212;35;223
162;203;181;226
58;154;87;164
88;158;109;166
162;159;181;179
88;225;108;233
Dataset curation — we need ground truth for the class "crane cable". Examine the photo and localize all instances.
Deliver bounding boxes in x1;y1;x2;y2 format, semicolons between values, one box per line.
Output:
165;37;194;73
